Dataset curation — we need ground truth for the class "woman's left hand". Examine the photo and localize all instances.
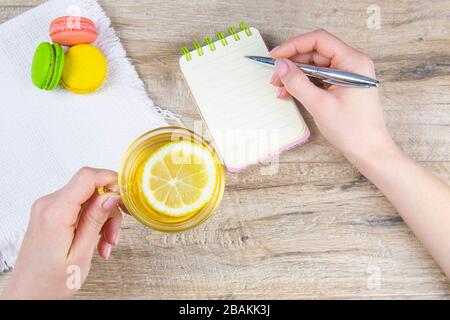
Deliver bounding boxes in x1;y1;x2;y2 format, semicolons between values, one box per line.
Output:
1;167;123;300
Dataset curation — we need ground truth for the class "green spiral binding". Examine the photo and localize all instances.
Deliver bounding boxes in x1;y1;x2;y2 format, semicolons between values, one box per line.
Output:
215;32;228;46
240;22;252;36
228;27;240;41
204;37;216;51
192;41;204;56
181;23;253;62
181;47;192;61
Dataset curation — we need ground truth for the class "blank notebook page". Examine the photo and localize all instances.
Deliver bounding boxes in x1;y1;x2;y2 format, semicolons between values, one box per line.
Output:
180;27;309;172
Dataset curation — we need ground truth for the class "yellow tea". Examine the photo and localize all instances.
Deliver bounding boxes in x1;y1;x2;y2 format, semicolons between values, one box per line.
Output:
118;127;225;232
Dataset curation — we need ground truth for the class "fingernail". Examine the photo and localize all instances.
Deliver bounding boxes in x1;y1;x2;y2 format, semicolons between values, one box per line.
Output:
104;243;112;260
270;72;278;84
112;229;121;246
275;59;289;77
102;196;120;211
276;87;284;98
107;183;120;193
270;46;280;55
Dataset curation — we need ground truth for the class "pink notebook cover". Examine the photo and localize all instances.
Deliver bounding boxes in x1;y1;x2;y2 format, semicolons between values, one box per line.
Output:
226;129;310;173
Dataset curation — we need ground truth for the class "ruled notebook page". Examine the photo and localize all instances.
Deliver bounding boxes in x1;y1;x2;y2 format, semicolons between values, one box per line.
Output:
180;27;309;171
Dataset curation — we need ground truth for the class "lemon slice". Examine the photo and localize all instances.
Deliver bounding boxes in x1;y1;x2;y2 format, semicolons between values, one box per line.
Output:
141;141;218;216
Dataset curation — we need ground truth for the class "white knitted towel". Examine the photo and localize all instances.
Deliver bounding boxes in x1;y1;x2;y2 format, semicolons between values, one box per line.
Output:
0;0;167;271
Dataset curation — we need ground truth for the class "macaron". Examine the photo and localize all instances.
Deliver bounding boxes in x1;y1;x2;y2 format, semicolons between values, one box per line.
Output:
61;44;107;94
50;16;98;46
31;42;65;90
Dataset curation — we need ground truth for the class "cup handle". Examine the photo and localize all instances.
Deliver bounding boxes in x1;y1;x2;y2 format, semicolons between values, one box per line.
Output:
97;183;119;195
97;183;130;215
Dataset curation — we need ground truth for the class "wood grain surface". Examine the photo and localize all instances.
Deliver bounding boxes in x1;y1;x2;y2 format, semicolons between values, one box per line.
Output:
0;0;449;299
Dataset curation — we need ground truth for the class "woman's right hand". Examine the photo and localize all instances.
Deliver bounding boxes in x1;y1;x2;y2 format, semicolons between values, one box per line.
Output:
270;29;396;166
271;30;450;280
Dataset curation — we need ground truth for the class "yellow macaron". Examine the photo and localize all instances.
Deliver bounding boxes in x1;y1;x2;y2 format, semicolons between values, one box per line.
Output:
61;44;107;94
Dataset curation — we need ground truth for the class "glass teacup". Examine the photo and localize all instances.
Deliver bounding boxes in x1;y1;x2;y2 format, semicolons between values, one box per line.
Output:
101;126;225;233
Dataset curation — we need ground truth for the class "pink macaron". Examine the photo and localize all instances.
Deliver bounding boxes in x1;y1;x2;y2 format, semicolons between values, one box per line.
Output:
50;16;98;46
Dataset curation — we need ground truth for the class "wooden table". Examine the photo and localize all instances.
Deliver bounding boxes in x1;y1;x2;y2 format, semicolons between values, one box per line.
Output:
1;0;449;299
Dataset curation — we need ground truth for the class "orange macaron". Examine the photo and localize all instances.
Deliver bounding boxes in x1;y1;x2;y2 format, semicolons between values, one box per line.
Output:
50;16;98;46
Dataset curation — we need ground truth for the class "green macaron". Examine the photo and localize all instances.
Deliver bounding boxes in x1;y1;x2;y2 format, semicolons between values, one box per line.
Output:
31;42;65;90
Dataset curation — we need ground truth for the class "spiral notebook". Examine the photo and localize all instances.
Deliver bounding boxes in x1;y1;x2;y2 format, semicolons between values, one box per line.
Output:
179;23;309;172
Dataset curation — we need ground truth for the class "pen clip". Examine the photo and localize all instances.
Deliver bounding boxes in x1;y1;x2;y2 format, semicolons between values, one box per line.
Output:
302;70;372;88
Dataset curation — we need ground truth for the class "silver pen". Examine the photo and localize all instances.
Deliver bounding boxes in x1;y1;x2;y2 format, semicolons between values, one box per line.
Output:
246;56;379;88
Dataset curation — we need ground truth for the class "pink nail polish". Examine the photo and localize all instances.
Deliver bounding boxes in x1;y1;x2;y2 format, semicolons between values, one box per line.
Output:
275;60;289;77
270;72;278;84
102;196;120;210
104;244;112;260
112;229;121;246
276;87;283;98
270;46;280;55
